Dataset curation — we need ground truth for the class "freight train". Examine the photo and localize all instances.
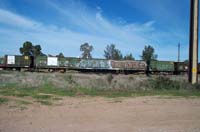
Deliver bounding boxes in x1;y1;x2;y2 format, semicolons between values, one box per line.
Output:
0;55;146;73
0;55;195;74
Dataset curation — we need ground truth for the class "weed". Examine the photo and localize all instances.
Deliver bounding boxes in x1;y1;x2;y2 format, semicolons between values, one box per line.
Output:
110;98;123;103
65;74;75;84
20;106;27;111
0;71;12;74
0;97;9;105
193;83;200;90
149;76;181;90
36;100;52;105
9;105;27;110
106;74;113;84
0;73;200;100
52;97;63;100
32;94;52;100
16;100;32;105
129;76;135;80
9;105;18;109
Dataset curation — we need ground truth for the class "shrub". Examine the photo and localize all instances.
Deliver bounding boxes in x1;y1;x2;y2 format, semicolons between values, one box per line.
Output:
65;74;75;84
0;97;9;105
149;76;180;90
106;74;113;84
129;76;135;80
193;83;200;90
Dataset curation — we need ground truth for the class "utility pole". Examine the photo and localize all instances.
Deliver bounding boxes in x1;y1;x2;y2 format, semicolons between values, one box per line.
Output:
189;0;199;84
178;43;180;62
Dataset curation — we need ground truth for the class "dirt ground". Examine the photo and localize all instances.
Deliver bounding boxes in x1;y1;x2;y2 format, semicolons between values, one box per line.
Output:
0;96;200;132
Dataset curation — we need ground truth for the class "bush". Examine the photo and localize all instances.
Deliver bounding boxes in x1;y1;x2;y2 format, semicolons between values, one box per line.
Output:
149;76;180;90
65;74;75;84
129;76;135;80
106;74;113;84
193;83;200;90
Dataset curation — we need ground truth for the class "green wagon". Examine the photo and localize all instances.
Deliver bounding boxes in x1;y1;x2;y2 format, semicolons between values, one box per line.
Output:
35;56;68;71
5;55;32;69
0;57;5;68
150;61;174;72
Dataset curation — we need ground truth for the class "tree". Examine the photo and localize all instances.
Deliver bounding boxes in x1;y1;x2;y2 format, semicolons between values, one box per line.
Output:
124;53;135;60
141;45;157;76
104;44;123;60
48;54;54;57
80;43;93;59
56;52;64;58
33;45;42;56
184;59;189;64
19;41;33;56
19;41;43;56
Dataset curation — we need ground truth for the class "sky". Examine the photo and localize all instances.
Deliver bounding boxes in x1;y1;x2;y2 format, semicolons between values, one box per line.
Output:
0;0;196;61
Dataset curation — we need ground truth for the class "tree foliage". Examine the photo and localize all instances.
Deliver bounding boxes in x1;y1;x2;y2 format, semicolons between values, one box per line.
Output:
19;41;33;56
141;45;157;65
124;53;135;60
80;43;93;59
141;45;157;76
184;59;189;64
104;44;123;60
56;52;65;58
19;41;43;56
33;45;42;56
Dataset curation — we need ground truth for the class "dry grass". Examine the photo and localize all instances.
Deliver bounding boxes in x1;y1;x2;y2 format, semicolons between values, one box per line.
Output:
0;71;200;103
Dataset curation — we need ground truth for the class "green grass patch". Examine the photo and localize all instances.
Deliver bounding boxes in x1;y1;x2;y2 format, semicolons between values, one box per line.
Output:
16;100;32;105
0;97;9;105
0;87;35;97
0;82;75;97
0;83;18;88
0;70;13;74
32;94;52;100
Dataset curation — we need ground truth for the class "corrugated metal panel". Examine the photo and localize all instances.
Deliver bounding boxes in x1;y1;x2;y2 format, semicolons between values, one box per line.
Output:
110;60;146;70
150;61;174;71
